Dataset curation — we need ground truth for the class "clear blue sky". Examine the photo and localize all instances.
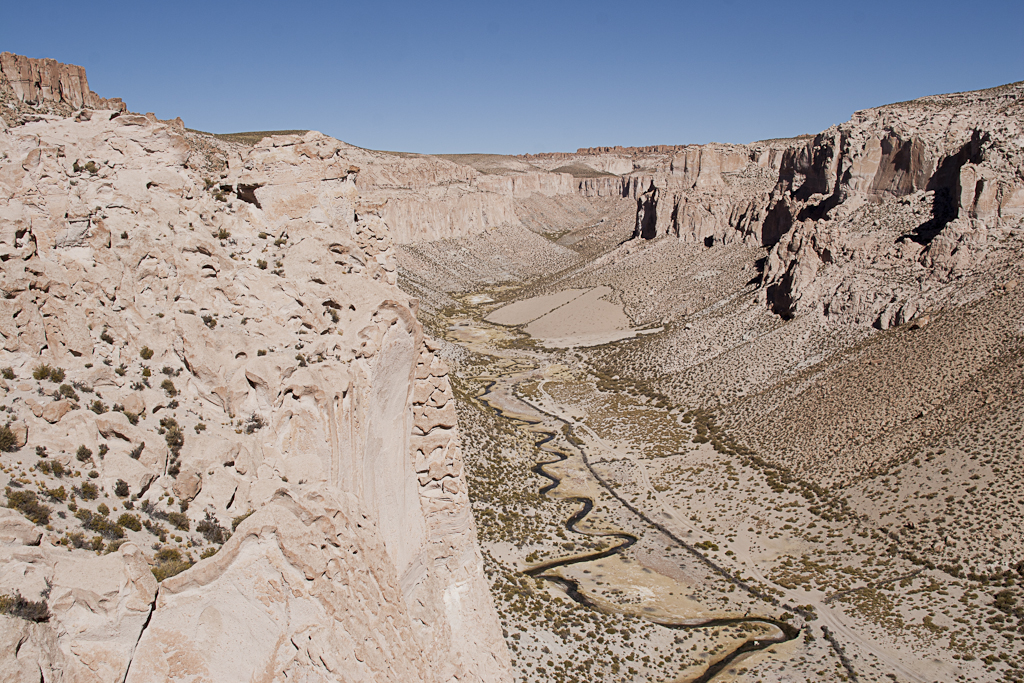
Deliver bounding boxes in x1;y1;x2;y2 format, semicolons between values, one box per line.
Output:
3;1;1021;154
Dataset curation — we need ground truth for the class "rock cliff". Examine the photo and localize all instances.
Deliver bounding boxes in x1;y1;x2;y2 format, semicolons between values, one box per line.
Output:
0;53;125;126
607;82;1024;328
0;62;509;683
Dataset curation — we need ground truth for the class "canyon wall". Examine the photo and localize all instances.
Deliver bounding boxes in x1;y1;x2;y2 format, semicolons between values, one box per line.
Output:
599;82;1024;329
0;63;509;683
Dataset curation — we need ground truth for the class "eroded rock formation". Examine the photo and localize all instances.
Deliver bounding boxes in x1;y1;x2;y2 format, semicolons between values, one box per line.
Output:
0;57;509;683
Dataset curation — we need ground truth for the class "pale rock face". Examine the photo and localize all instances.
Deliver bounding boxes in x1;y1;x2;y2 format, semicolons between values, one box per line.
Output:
0;542;157;683
0;63;510;683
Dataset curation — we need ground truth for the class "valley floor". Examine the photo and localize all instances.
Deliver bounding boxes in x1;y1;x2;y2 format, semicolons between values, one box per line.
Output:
416;283;1020;683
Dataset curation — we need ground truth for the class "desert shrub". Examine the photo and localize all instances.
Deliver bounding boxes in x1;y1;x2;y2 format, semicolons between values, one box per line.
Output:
197;512;228;544
244;413;265;434
231;510;254;531
200;547;218;559
129;443;144;459
104;539;127;554
100;329;114;344
0;424;17;452
74;509;124;539
160;379;177;397
139;346;154;360
114;479;129;497
0;592;50;622
152;548;192;581
76;445;92;462
1;367;14;380
96;503;109;516
193;422;206;434
59;384;79;401
78;482;99;500
201;315;216;329
117;513;142;532
216;228;230;240
49;368;65;382
165;511;190;531
45;486;66;502
5;488;51;525
257;259;267;269
32;365;53;380
50;461;64;478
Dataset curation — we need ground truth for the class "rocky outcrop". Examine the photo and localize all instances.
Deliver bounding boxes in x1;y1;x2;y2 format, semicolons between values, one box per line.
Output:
0;52;125;112
597;82;1024;327
758;82;1024;325
0;95;509;680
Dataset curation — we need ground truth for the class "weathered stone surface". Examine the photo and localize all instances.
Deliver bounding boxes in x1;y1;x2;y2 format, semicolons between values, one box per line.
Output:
0;58;510;683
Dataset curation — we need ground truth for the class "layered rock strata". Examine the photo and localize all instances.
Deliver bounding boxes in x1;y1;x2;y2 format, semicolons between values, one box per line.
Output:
0;78;509;681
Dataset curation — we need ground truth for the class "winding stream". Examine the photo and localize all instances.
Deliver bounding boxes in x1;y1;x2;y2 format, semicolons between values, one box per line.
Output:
474;372;801;683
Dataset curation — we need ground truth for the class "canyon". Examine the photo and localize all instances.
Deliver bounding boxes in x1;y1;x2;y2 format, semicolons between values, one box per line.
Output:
1;53;1022;683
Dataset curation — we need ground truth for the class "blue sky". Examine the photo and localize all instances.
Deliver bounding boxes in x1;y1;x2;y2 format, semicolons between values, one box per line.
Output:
3;1;1021;154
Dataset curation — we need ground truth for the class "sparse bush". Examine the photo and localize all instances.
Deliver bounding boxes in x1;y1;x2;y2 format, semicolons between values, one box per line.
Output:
5;488;51;525
194;422;206;434
139;346;154;360
115;479;129;497
244;413;265;434
32;364;53;381
117;512;142;532
0;592;50;622
216;228;230;240
152;547;192;581
59;384;79;401
45;486;66;502
100;329;114;344
231;510;254;531
1;367;14;380
78;482;99;500
89;400;107;415
160;379;177;397
0;424;17;452
201;315;216;329
257;259;267;269
76;445;92;462
165;511;190;531
74;508;123;539
199;547;218;560
197;511;228;544
129;443;144;459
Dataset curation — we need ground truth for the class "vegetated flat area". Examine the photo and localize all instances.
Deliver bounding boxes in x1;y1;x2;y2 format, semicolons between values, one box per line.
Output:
397;188;1024;683
187;129;311;146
